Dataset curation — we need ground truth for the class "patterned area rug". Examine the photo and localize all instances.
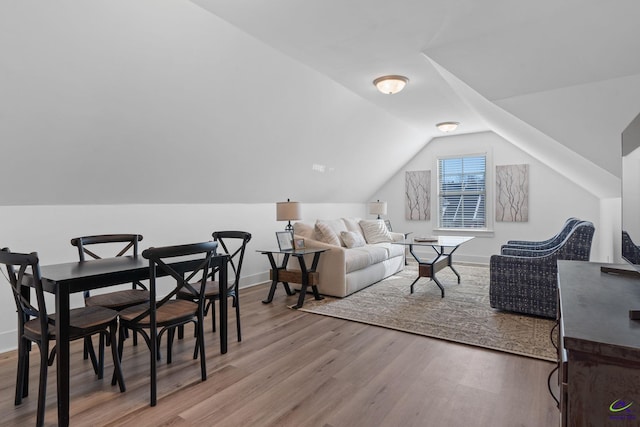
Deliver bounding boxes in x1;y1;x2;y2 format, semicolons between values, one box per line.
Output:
299;264;557;361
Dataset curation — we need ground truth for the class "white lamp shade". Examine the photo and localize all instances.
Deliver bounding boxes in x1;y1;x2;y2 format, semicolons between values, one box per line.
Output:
276;201;302;221
369;201;388;216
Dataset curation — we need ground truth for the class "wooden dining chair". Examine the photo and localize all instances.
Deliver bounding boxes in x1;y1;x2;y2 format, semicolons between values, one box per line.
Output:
116;241;218;406
1;247;126;427
176;231;251;342
70;234;150;368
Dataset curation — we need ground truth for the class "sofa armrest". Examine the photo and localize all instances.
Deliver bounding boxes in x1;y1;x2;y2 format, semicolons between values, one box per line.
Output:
296;236;342;251
286;235;348;297
390;232;406;242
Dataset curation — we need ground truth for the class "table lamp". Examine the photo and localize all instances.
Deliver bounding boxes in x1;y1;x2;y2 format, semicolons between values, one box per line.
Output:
369;200;387;219
276;199;302;232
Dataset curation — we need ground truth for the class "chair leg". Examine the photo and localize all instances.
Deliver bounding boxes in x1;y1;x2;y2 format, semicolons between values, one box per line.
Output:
83;337;89;360
166;328;174;364
15;337;28;405
112;325;126;386
85;336;100;375
36;340;49;427
234;295;242;342
210;300;216;333
197;318;206;381
109;323;126;392
98;333;105;379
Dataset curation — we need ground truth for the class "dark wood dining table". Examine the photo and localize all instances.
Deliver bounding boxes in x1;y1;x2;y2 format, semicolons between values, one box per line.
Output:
27;253;229;427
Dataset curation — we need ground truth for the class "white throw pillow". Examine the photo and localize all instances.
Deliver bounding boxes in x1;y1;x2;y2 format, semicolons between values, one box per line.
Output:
340;231;366;248
315;220;345;246
342;217;365;239
359;219;393;244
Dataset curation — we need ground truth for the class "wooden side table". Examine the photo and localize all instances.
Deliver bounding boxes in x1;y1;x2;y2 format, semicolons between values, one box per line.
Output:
258;248;326;309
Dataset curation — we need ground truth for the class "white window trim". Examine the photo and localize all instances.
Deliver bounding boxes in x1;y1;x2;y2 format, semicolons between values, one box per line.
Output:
433;151;494;236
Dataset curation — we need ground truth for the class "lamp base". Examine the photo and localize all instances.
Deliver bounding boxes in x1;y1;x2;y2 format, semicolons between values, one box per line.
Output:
285;222;294;232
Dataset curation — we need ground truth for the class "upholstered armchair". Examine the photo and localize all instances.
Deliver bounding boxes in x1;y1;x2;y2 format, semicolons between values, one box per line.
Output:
501;217;581;252
622;230;640;265
490;221;595;318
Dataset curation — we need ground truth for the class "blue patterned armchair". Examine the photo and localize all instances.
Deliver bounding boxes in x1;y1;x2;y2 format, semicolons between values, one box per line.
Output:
622;230;640;265
490;221;595;318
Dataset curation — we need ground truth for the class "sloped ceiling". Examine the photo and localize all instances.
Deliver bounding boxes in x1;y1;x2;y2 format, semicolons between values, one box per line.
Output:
2;1;640;205
192;0;640;198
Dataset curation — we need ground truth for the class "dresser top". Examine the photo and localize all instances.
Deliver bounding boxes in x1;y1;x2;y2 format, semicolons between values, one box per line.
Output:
559;261;640;359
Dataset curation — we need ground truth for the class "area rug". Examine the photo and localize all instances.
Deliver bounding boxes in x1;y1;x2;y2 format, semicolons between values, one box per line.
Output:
299;264;557;362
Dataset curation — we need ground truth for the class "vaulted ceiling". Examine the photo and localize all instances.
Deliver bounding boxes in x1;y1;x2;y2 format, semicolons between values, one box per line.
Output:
2;1;640;205
192;0;640;198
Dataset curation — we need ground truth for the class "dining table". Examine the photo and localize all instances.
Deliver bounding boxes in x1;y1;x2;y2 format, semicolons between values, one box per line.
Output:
24;253;229;427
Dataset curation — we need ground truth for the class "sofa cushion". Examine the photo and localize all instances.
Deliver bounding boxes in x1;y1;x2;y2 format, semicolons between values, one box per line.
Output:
359;219;393;244
315;219;347;246
344;249;372;273
373;242;405;258
357;245;390;264
342;217;365;239
340;231;366;248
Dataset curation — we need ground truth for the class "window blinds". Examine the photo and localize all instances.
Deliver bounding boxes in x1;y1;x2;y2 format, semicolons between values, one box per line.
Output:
438;156;486;229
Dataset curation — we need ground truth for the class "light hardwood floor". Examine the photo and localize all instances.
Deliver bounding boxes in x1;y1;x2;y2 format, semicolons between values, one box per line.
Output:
0;283;560;426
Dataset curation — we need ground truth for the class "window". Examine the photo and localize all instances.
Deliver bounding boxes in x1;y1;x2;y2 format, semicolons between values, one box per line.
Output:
438;155;486;229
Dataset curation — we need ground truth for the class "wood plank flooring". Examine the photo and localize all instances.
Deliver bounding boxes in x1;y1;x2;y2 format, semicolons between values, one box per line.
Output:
0;283;560;426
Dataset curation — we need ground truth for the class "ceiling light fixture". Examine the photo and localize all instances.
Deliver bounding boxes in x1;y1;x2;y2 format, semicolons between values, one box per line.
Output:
373;75;409;94
436;121;460;132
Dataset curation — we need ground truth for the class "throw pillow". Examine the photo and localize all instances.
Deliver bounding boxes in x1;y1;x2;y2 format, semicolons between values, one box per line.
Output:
340;231;366;248
359;219;393;244
315;220;343;246
342;217;365;239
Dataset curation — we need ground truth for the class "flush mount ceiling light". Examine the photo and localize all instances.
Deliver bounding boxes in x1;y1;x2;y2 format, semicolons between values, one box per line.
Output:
436;121;460;132
373;75;409;94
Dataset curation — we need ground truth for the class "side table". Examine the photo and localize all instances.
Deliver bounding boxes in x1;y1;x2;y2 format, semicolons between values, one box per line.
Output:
258;248;326;309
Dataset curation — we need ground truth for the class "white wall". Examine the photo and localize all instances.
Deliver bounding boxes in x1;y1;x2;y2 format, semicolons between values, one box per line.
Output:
0;0;426;206
0;202;365;352
372;131;609;264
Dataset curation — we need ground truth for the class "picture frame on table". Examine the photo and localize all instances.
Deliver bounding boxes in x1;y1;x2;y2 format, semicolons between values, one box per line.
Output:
276;231;294;251
293;238;305;250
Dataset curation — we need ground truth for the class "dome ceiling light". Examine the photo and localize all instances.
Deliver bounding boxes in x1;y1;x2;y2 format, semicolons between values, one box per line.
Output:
373;75;409;94
436;121;460;132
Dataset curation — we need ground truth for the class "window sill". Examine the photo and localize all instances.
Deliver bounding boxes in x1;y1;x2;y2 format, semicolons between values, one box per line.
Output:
433;228;494;238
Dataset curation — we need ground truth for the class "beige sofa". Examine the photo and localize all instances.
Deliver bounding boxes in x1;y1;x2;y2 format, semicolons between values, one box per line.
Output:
290;218;405;297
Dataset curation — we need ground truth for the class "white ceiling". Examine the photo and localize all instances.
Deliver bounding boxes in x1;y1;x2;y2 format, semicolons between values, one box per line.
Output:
3;1;640;205
192;0;640;179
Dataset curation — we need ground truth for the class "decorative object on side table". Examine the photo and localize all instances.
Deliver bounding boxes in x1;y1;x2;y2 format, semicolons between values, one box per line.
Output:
276;231;293;251
293;238;305;250
276;198;301;232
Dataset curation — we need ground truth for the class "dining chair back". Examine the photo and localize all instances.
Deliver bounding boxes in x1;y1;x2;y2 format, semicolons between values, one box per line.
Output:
70;234;148;306
1;247;125;427
71;234;150;366
177;231;251;342
117;240;218;406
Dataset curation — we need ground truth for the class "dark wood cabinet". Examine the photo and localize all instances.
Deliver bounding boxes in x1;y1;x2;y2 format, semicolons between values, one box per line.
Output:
557;261;640;426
